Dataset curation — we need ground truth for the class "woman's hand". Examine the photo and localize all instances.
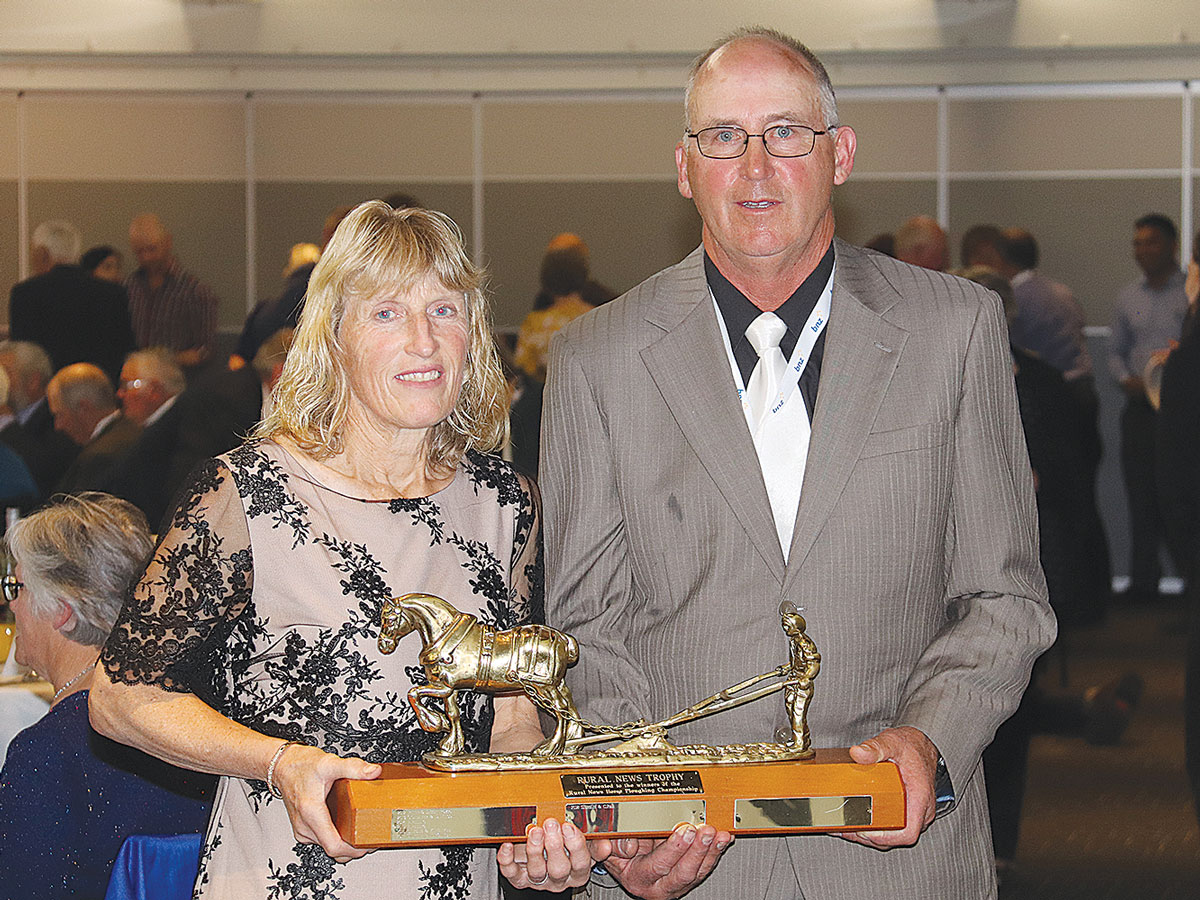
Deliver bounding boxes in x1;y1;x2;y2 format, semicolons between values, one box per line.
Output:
497;818;592;892
272;743;382;862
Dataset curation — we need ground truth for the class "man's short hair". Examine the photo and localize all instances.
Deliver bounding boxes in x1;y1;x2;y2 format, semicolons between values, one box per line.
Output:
125;347;186;396
31;220;82;266
684;26;839;131
50;363;116;413
960;224;1004;268
0;340;54;383
1135;213;1178;245
1001;229;1039;271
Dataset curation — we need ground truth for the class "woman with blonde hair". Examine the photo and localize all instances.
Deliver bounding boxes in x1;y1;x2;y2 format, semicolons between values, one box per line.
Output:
90;201;590;897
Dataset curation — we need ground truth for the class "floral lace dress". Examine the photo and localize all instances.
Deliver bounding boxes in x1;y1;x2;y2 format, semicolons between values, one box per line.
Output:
100;440;542;900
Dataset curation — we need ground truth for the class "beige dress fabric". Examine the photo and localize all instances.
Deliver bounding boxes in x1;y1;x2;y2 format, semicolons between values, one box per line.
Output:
102;440;541;900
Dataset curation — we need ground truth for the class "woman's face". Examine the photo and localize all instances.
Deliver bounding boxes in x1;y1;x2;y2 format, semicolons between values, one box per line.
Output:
339;272;470;443
93;253;122;283
8;565;47;672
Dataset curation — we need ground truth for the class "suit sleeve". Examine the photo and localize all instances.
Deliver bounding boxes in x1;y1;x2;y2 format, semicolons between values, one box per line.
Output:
895;291;1056;788
541;332;652;729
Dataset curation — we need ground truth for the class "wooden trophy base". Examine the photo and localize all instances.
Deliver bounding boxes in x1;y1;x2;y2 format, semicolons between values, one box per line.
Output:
329;748;904;848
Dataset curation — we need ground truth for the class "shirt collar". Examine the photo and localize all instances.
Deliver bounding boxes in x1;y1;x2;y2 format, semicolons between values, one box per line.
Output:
705;243;836;342
143;393;178;428
89;409;120;443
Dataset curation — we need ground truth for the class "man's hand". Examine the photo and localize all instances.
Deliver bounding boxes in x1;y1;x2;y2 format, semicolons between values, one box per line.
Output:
591;823;731;900
843;725;938;850
497;818;591;892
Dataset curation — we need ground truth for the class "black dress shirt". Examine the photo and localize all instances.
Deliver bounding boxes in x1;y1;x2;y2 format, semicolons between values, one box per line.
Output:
705;244;834;420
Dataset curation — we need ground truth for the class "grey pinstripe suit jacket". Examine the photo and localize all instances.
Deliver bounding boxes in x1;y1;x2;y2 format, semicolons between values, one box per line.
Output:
541;240;1056;900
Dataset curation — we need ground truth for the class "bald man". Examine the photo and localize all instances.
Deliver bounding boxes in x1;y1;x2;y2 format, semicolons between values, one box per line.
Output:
894;215;950;272
49;363;142;494
126;214;219;370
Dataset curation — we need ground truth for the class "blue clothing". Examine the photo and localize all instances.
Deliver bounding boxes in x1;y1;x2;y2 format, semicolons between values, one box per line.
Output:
1108;268;1188;385
0;442;36;506
0;691;213;900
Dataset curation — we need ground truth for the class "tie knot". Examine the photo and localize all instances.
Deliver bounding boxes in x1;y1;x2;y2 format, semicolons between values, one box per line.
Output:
746;312;787;358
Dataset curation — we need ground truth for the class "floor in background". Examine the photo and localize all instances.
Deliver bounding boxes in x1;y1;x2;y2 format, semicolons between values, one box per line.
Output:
1003;602;1200;899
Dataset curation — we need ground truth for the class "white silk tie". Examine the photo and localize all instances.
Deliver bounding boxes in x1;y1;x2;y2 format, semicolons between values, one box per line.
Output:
744;311;788;434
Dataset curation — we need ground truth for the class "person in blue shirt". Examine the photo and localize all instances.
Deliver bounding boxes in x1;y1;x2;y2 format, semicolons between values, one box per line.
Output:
0;492;213;899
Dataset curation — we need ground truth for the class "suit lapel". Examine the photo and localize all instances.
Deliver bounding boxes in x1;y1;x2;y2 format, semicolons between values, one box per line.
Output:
641;251;787;582
783;243;909;589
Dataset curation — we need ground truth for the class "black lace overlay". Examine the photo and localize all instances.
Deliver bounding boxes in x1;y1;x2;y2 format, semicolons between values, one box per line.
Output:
103;442;541;897
228;442;312;548
101;458;255;698
267;844;345;900
387;496;446;547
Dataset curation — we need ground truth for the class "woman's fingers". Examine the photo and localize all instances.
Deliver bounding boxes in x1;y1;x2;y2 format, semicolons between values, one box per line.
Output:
277;746;381;861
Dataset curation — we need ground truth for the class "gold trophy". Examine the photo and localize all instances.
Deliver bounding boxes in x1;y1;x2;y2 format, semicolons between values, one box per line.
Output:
328;595;904;847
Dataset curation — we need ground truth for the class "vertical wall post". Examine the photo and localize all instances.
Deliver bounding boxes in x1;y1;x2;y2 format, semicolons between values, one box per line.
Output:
472;92;485;268
245;90;257;314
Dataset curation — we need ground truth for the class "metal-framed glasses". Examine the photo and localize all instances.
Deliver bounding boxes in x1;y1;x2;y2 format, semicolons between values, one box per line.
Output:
2;575;22;604
687;124;830;159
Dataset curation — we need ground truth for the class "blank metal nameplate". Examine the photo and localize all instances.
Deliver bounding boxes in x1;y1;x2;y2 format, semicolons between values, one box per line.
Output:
565;799;706;834
390;806;537;841
734;796;873;829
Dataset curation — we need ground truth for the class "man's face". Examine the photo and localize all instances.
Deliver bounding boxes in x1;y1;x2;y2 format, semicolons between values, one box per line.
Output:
1133;225;1176;278
117;361;167;426
47;384;89;446
676;39;855;280
130;227;171;276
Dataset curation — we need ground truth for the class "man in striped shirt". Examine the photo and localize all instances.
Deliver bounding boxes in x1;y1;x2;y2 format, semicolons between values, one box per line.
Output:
126;213;219;371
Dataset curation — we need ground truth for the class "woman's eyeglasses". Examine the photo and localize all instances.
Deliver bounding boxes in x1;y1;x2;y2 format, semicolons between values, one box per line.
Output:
2;575;23;604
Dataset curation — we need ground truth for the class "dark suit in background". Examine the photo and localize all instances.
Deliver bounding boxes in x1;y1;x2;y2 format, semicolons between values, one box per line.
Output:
55;416;142;495
1157;332;1200;824
167;366;263;496
9;265;136;385
0;399;79;500
105;401;185;532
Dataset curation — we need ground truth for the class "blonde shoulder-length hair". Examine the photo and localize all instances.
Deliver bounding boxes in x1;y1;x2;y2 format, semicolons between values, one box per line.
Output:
255;200;508;469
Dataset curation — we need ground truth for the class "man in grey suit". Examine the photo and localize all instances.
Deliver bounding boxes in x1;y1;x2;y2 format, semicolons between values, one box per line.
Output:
540;27;1055;900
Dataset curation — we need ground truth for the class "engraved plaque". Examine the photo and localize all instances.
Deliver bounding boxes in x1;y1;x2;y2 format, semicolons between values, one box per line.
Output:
561;770;704;798
390;806;537;842
566;799;706;834
734;796;873;830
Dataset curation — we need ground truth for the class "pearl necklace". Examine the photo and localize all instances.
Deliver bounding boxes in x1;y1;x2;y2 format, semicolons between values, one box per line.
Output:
52;660;97;704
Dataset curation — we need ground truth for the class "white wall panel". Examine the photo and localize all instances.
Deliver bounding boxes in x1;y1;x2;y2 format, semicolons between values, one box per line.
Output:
948;96;1182;174
254;100;474;182
23;95;245;181
483;101;681;180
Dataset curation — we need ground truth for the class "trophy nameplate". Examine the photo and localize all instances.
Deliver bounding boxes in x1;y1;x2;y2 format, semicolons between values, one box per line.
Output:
330;594;906;847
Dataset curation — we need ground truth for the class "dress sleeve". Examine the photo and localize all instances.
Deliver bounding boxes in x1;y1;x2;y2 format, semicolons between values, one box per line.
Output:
508;471;544;627
100;457;254;697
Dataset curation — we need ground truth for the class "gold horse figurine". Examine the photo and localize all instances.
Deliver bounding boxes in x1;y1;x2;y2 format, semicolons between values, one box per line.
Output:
379;593;584;757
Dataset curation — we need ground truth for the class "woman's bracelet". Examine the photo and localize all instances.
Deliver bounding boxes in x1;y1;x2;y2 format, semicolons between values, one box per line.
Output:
266;739;301;799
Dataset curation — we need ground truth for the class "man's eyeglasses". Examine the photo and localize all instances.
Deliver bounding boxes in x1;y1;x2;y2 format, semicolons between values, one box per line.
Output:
686;124;831;159
2;575;23;604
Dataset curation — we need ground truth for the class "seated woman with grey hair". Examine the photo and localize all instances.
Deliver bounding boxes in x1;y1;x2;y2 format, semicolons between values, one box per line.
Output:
90;201;592;898
0;492;213;899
